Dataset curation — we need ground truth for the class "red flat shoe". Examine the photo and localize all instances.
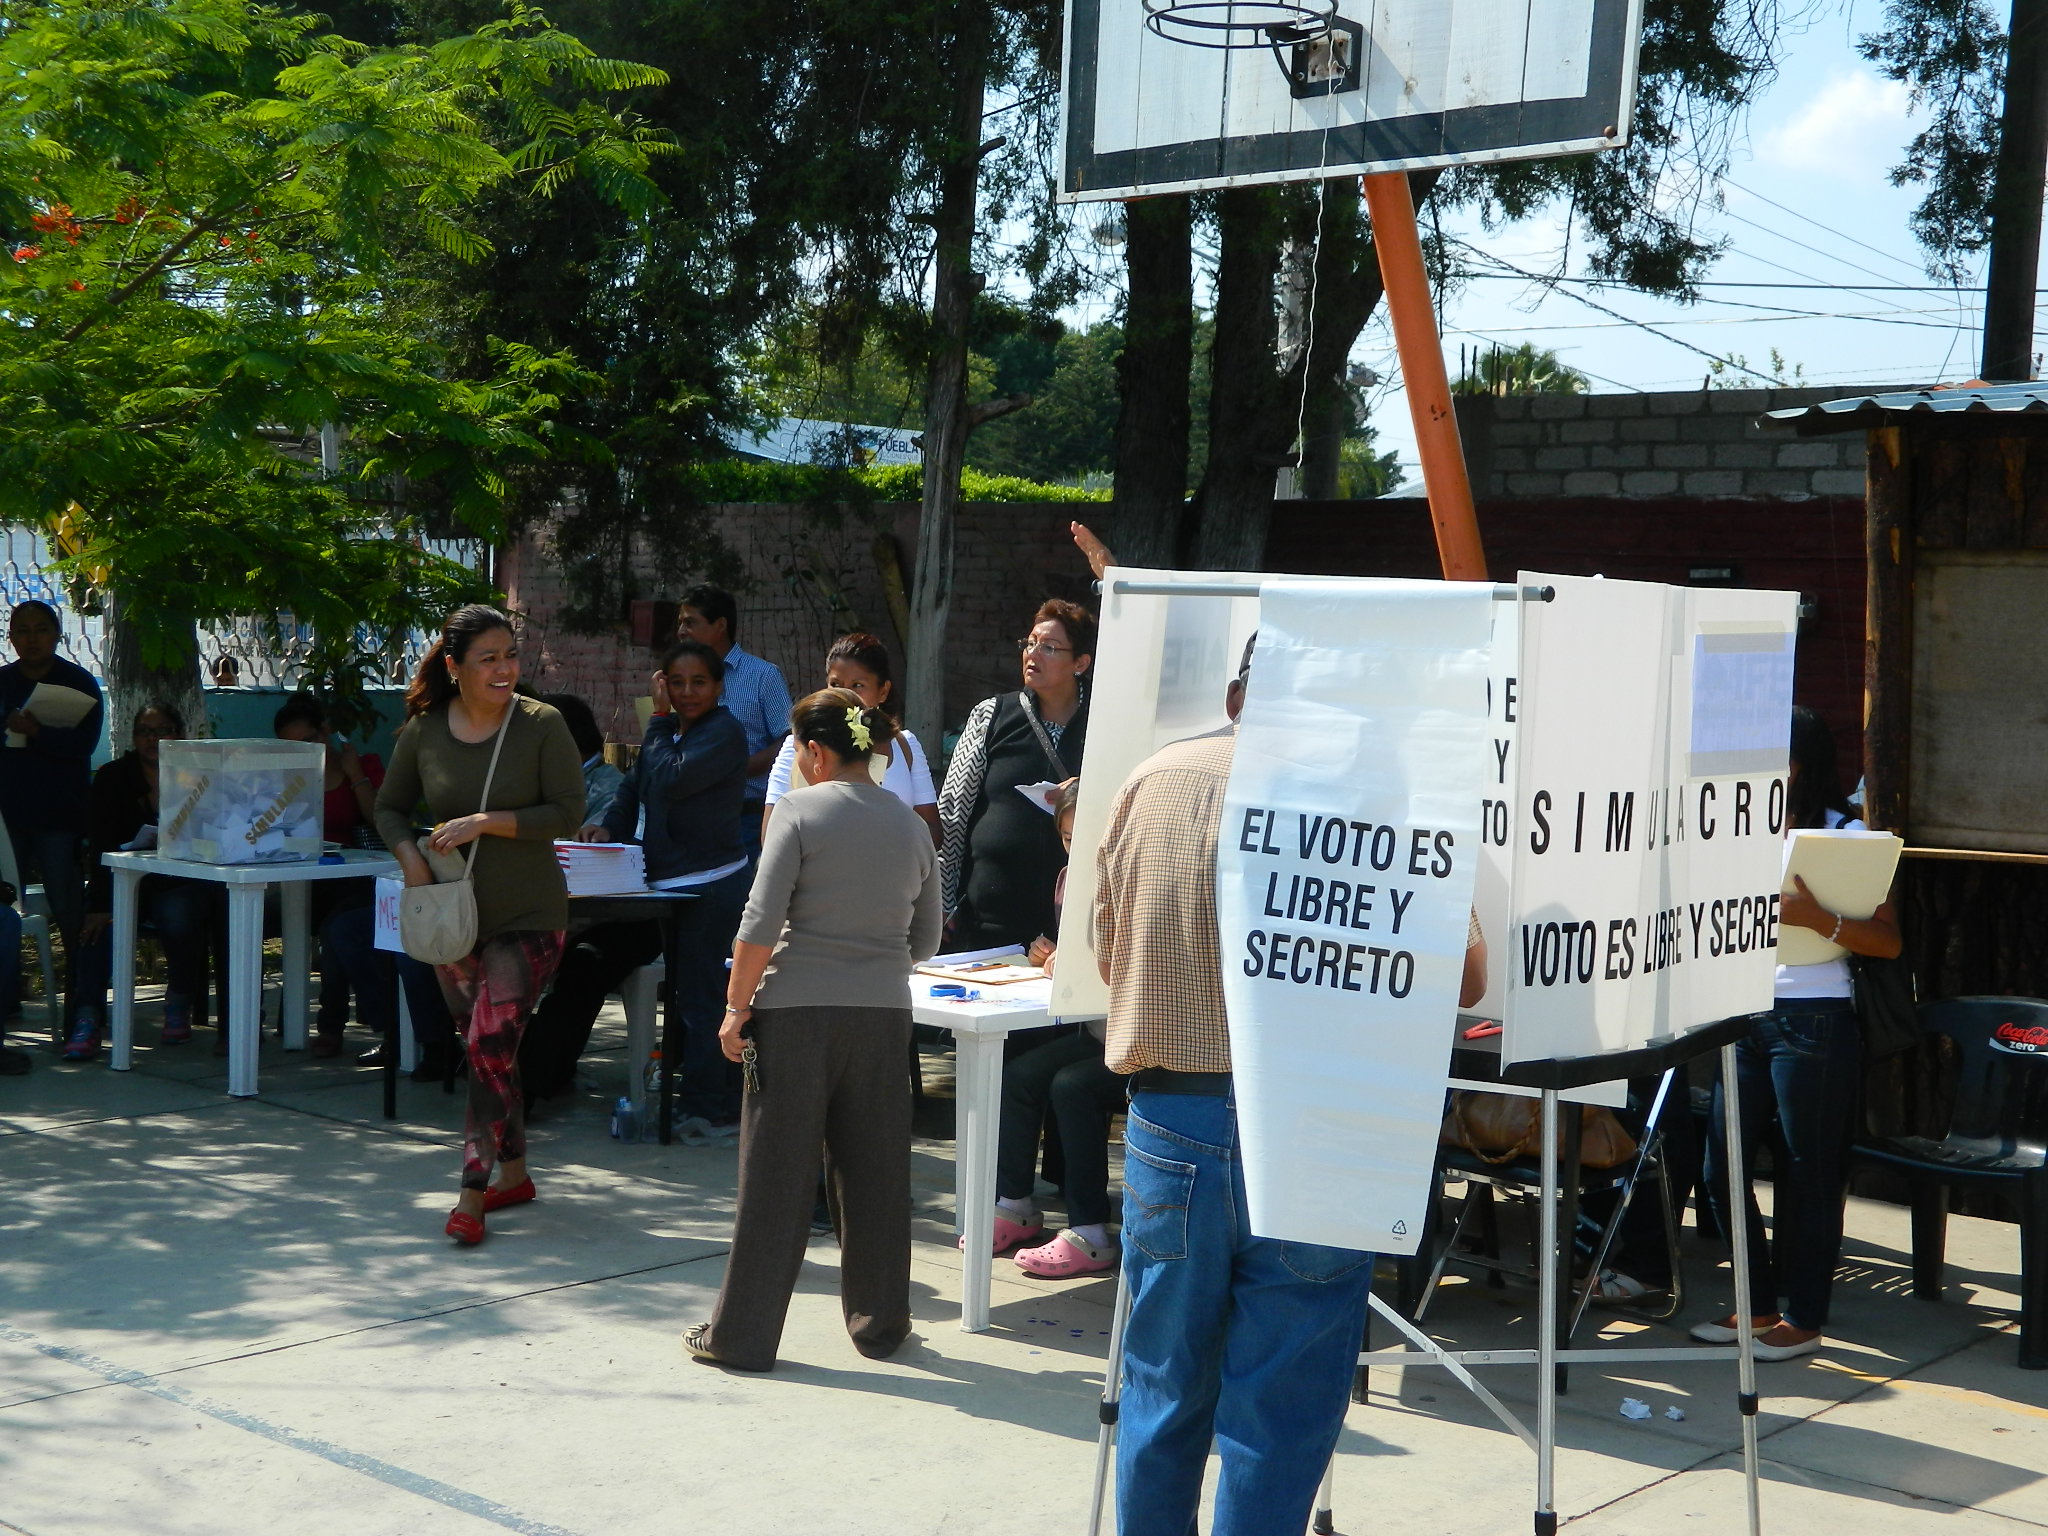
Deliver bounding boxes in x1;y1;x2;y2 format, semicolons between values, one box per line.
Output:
444;1210;485;1245
482;1177;535;1213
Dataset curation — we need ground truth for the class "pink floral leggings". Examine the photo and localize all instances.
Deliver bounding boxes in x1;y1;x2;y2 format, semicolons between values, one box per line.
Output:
436;930;565;1190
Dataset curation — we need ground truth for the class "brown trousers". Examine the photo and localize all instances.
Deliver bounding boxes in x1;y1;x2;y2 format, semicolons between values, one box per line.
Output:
704;1005;914;1370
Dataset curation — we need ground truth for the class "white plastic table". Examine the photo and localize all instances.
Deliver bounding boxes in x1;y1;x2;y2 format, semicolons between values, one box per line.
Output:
104;849;399;1098
911;974;1057;1333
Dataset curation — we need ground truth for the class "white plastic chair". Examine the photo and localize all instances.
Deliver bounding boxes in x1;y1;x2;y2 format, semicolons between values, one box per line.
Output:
0;816;61;1028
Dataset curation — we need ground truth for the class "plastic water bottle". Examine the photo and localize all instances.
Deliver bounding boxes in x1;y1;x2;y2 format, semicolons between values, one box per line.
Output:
639;1049;665;1141
609;1094;640;1142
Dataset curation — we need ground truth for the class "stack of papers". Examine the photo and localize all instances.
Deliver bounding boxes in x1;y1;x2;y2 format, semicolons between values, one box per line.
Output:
554;841;648;896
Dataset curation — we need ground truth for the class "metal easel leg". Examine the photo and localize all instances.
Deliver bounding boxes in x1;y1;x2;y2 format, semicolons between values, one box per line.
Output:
1535;1086;1559;1536
1086;1258;1134;1536
1312;1457;1337;1534
1719;1041;1763;1536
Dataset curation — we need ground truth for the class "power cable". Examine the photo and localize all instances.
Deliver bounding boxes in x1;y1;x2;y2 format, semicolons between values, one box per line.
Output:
1450;241;1783;384
1459;275;2023;294
1714;173;1931;277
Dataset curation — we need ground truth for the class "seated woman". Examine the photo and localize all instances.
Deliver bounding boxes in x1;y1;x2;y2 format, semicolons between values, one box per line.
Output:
66;704;222;1059
518;642;748;1116
974;779;1127;1276
763;633;938;844
542;692;626;827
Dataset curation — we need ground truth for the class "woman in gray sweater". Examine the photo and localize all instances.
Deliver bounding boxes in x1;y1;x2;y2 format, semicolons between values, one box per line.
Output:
684;688;942;1371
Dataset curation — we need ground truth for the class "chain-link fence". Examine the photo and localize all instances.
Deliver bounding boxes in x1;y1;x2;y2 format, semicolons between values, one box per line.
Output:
0;525;488;687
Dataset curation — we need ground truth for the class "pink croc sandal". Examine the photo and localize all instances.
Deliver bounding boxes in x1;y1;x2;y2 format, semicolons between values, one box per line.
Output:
957;1207;1045;1257
1014;1229;1118;1278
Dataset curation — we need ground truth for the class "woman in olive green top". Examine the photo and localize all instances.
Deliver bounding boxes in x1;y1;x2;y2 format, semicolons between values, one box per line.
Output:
375;604;585;1246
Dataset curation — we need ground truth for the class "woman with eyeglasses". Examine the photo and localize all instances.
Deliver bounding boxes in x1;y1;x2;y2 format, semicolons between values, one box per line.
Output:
67;704;223;1059
936;599;1095;953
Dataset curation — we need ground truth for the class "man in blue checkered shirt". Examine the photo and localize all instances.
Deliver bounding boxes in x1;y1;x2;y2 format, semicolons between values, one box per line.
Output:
677;585;792;855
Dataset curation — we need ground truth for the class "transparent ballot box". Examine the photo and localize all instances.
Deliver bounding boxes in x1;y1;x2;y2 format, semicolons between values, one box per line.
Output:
159;739;326;864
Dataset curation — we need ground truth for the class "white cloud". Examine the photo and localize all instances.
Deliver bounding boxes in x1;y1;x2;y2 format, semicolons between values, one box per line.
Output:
1753;71;1912;173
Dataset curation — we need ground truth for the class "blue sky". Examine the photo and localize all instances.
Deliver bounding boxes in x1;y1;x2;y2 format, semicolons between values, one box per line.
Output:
1359;1;1995;489
1049;2;2001;493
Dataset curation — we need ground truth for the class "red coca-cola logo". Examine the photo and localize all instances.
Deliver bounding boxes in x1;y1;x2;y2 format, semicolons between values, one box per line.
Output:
1991;1021;2048;1054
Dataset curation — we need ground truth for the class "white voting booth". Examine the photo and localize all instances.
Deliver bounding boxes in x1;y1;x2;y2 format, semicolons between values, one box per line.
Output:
1076;568;1796;1536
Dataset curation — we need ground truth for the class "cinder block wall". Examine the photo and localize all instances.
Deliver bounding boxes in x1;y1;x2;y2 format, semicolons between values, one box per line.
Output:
1455;388;1867;500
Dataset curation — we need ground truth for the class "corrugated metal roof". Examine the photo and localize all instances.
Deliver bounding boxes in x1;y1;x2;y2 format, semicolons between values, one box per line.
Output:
1763;381;2048;434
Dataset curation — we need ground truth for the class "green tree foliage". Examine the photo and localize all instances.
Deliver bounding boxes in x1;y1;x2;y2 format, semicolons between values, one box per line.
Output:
0;0;672;678
750;306;1126;487
1859;0;2007;282
969;322;1123;484
1336;429;1402;500
1707;347;1807;386
379;0;1068;626
1452;343;1591;396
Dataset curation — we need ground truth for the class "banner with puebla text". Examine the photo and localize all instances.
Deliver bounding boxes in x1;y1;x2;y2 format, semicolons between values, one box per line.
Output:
1217;579;1494;1254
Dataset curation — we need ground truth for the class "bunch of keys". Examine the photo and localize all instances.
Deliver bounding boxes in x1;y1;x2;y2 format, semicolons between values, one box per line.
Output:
740;1037;761;1095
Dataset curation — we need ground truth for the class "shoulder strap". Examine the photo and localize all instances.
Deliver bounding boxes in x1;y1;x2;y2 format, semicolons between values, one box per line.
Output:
460;704;517;881
1018;691;1070;781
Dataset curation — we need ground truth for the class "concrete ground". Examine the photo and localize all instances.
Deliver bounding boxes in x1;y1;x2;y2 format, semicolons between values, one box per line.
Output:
3;992;2045;1536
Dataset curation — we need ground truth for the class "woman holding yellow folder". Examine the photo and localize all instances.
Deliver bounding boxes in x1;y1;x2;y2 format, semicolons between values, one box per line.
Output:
1693;707;1900;1362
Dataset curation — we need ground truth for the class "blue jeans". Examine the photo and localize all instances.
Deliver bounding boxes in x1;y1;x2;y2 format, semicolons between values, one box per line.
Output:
10;821;83;1017
73;875;221;1021
0;903;22;1025
1703;998;1861;1330
1119;1090;1374;1536
674;866;751;1122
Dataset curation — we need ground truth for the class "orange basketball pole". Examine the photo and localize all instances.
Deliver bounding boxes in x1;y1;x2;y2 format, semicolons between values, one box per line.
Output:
1360;172;1489;582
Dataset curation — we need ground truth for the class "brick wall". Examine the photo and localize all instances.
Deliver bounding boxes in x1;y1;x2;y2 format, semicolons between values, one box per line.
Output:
1456;387;1866;500
501;502;1097;747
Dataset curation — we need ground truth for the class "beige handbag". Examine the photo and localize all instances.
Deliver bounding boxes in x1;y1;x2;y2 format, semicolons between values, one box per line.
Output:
398;705;513;966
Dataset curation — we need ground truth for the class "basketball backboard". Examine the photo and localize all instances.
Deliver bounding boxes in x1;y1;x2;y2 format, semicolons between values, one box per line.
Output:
1059;0;1645;201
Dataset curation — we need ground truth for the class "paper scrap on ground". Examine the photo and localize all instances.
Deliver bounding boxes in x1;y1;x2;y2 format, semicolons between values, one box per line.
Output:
1620;1397;1652;1421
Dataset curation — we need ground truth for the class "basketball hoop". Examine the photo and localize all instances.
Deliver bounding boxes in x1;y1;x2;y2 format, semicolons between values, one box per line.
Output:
1140;0;1336;49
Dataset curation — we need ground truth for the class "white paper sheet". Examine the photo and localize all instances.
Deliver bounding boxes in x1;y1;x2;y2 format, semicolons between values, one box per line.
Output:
1217;578;1494;1254
5;681;97;747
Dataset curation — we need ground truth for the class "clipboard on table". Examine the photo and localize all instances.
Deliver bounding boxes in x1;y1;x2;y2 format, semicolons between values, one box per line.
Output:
915;954;1046;986
1779;829;1903;965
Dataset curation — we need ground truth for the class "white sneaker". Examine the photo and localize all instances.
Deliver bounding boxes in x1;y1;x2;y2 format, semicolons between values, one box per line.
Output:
1750;1332;1824;1362
1688;1317;1763;1343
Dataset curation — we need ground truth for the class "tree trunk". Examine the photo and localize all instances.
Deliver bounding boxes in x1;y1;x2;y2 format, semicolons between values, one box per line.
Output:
1111;195;1194;568
1298;383;1349;499
1191;188;1291;570
905;5;990;754
104;596;208;749
1982;0;2048;380
1189;179;1397;568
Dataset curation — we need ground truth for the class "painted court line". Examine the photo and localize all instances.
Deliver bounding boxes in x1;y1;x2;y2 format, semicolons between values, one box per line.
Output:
0;1324;586;1536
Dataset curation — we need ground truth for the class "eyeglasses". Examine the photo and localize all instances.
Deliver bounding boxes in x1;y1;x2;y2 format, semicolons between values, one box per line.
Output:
133;725;177;739
1016;639;1074;657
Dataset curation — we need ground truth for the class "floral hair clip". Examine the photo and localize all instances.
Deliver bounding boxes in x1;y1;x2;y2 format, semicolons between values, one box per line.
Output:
845;707;873;752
